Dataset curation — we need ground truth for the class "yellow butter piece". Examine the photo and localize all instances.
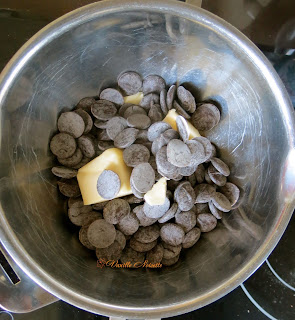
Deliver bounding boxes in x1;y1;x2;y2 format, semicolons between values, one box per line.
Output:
123;92;143;105
163;109;201;139
77;148;132;205
144;177;167;206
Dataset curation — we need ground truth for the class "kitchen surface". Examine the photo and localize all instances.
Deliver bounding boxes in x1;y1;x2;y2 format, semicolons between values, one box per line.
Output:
0;1;294;320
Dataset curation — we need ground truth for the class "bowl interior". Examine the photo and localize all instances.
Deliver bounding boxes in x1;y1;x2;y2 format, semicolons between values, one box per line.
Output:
0;4;292;316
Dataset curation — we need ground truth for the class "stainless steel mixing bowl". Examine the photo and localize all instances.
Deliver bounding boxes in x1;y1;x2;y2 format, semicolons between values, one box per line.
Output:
0;0;295;318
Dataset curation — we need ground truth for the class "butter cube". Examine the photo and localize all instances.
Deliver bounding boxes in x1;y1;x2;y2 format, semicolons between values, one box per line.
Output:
123;92;144;105
77;148;132;205
144;177;167;206
163;109;201;139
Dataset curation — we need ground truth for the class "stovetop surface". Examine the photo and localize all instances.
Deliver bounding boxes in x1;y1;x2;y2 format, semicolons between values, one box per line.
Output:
0;1;294;319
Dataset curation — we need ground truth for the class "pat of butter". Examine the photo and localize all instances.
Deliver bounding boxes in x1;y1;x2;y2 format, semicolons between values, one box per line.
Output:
163;109;201;139
123;92;144;105
144;177;167;206
77;148;132;205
